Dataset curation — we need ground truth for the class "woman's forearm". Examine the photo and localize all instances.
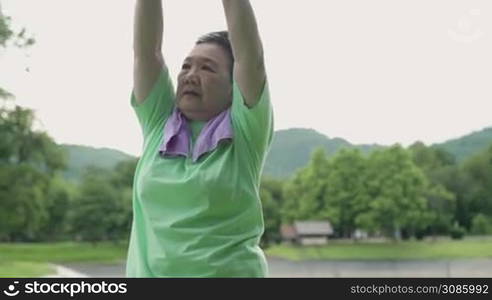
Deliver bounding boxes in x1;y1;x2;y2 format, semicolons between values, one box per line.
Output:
134;0;163;57
222;0;264;64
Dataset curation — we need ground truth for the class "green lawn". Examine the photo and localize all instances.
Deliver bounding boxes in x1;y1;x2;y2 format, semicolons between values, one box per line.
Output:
266;237;492;261
0;261;54;278
2;238;492;277
0;242;128;277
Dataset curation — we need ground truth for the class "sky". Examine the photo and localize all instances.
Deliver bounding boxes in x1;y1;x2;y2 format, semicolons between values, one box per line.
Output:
1;0;491;157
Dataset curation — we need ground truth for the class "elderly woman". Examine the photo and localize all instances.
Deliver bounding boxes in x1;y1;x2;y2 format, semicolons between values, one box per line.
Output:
127;0;274;277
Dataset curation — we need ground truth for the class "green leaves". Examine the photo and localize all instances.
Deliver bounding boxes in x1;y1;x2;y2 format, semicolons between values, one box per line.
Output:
0;104;68;242
0;12;35;49
0;164;48;241
274;143;484;241
67;164;135;243
0;14;14;47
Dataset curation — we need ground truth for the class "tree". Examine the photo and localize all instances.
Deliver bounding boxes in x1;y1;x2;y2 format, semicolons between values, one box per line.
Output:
431;165;475;230
110;158;138;187
281;147;331;223
462;144;492;218
0;164;48;241
409;141;456;173
0;106;67;171
0;105;67;241
68;158;138;243
68;167;123;243
259;176;284;247
422;183;455;238
37;175;77;241
110;159;138;241
471;214;492;235
323;148;369;238
0;2;35;99
408;142;459;237
356;145;430;240
0;3;72;242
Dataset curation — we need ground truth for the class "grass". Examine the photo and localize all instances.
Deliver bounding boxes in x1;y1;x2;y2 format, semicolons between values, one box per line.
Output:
0;241;128;277
0;241;128;264
265;236;492;261
2;237;492;276
0;261;55;278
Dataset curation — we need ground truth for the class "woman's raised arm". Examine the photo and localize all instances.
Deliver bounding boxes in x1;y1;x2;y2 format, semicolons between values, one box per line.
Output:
222;0;266;108
133;0;166;104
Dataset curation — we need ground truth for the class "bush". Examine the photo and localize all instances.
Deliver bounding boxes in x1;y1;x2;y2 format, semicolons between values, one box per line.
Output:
450;224;466;240
471;214;492;235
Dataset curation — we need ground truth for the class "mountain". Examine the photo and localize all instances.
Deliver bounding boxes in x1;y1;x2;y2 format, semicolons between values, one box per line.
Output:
433;127;492;163
60;130;378;182
263;128;383;178
264;126;492;179
61;144;136;182
60;126;492;182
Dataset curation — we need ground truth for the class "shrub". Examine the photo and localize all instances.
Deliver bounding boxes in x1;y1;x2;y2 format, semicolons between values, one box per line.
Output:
450;224;466;240
471;214;492;235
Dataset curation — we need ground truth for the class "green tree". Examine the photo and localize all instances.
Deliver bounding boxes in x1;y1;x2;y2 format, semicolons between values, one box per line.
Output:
323;148;369;238
0;164;48;241
68;167;124;243
0;106;67;171
109;159;138;241
110;158;138;187
1;3;35;98
0;3;71;242
282;147;331;223
470;214;492;235
433;165;475;230
37;175;77;241
356;145;430;240
409;142;457;236
68;158;138;243
0;106;67;241
462;144;492;218
409;141;456;174
422;183;456;238
259;176;284;247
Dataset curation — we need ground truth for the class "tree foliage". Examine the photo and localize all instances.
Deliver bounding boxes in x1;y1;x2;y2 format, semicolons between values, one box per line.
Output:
1;4;35;100
0;105;68;241
282;148;331;222
277;143;484;241
259;176;284;247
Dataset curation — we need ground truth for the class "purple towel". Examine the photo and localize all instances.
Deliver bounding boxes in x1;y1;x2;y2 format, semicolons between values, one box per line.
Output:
159;107;233;162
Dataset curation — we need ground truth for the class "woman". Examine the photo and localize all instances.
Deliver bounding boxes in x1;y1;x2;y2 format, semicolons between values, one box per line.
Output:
127;0;274;277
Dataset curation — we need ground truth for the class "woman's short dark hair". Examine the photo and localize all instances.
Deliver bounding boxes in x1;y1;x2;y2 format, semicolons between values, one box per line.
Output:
196;31;234;77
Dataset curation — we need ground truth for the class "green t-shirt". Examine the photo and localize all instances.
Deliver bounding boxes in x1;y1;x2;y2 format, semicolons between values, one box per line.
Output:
126;68;274;277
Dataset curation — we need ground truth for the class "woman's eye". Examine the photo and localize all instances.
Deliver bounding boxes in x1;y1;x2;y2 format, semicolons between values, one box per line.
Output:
182;64;190;70
202;66;214;72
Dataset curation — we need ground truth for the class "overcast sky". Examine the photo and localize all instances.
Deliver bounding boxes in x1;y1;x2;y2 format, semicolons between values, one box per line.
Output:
1;0;491;156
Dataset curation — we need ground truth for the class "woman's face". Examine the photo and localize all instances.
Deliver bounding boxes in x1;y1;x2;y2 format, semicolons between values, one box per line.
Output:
177;43;233;122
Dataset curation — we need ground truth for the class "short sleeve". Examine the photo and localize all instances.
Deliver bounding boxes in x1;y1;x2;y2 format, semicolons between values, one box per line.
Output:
231;78;274;168
131;68;175;139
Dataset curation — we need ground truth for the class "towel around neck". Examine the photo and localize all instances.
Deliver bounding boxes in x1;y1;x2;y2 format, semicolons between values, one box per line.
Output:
158;107;234;162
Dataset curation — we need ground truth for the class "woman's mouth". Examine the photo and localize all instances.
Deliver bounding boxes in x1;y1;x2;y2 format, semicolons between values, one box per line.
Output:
183;91;200;97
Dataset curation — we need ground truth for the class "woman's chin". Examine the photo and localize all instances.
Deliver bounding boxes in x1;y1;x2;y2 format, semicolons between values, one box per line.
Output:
178;105;208;121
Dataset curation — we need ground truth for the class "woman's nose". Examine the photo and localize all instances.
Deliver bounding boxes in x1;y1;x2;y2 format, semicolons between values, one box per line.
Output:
184;67;199;85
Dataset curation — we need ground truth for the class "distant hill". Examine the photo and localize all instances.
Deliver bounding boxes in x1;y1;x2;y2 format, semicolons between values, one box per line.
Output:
61;144;136;182
433;127;492;163
60;126;492;182
263;126;492;179
263;128;383;179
